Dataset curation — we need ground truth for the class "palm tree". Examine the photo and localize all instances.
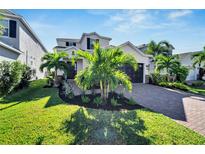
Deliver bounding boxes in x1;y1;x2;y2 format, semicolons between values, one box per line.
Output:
40;51;71;85
0;15;4;36
75;43;138;101
192;47;205;80
145;40;174;57
155;54;179;81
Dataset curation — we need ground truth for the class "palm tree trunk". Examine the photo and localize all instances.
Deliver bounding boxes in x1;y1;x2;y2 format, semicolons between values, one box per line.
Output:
54;67;59;87
100;80;103;99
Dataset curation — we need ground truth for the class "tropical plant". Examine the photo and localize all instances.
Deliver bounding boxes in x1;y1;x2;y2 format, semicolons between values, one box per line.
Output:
17;64;32;89
75;43;138;101
111;97;120;107
170;62;189;82
155;54;179;81
192;47;205;80
0;61;24;96
93;96;103;106
81;95;90;104
145;40;174;57
0;15;4;36
127;97;137;105
40;51;71;86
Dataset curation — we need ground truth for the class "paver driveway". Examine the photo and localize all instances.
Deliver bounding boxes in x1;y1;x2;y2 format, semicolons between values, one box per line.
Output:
116;83;205;136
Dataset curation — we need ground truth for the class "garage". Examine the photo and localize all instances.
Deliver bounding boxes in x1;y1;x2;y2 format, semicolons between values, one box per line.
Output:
121;63;144;83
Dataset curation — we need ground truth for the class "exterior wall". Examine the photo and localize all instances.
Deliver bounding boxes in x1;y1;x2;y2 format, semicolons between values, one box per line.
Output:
18;21;46;79
178;53;198;80
119;45;150;83
80;34;110;51
0;18;19;49
0;15;47;79
57;40;80;49
0;46;20;61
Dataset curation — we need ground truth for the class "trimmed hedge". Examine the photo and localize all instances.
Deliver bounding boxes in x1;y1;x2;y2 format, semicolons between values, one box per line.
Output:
159;82;190;91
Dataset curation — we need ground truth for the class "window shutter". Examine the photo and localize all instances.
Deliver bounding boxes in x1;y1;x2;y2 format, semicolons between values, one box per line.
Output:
87;38;90;49
9;20;17;38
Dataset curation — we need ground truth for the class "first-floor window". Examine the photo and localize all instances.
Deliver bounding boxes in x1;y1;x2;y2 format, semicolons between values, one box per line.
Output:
0;19;9;37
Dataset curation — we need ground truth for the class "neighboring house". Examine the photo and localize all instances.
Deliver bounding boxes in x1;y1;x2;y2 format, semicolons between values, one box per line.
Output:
176;51;201;81
0;10;47;79
54;32;153;83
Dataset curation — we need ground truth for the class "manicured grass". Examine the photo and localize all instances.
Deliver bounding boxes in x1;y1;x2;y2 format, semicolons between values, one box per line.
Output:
0;79;205;144
189;86;205;96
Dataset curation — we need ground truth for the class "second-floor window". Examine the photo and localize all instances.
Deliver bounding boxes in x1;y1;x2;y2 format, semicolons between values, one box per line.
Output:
87;38;99;50
66;42;77;47
0;19;9;36
0;19;16;38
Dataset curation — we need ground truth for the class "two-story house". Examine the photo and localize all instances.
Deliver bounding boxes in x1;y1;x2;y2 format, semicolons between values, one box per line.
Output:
54;32;153;83
0;10;47;79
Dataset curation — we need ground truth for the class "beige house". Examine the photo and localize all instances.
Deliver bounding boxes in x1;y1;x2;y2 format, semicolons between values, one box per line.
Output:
0;10;47;79
54;32;153;83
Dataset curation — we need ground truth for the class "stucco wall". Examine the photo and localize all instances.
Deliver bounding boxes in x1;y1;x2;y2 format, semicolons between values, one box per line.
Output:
80;34;110;50
0;46;20;61
178;53;198;80
0;18;19;49
18;21;46;79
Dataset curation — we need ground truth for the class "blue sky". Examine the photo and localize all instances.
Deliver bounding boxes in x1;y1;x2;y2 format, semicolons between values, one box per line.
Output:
13;9;205;53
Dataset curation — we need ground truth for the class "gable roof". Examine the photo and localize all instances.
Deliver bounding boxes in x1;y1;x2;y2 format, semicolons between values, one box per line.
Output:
118;41;152;58
0;10;47;52
79;32;112;43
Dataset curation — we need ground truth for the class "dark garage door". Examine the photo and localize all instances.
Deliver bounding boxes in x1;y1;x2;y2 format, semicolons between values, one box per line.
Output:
121;63;144;83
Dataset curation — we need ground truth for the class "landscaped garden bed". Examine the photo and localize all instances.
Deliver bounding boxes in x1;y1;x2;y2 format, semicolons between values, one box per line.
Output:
59;85;143;111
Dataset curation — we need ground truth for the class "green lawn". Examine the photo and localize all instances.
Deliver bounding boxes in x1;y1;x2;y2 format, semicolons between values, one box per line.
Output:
0;79;205;145
189;86;205;96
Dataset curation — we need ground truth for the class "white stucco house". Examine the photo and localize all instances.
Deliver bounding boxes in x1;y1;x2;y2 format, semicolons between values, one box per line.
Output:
0;10;47;79
176;51;202;81
54;32;153;83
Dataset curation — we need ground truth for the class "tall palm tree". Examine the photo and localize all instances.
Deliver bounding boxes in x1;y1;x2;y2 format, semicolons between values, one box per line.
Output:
145;40;174;57
40;51;71;84
192;47;205;80
75;43;138;101
155;54;179;81
0;15;4;36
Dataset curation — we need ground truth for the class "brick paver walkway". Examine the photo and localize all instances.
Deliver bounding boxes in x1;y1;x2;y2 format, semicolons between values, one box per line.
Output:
116;84;205;136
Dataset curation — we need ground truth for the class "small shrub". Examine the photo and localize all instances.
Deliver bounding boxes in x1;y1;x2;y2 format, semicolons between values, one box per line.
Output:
17;65;32;89
35;136;44;145
0;61;23;96
191;81;204;87
81;95;90;104
150;73;167;85
127;97;137;105
93;96;103;107
111;97;120;107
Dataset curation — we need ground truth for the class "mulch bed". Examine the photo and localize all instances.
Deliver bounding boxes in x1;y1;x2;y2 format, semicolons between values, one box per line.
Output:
59;86;144;111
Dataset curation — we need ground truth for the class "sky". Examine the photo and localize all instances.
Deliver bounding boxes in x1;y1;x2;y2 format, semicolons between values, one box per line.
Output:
13;9;205;54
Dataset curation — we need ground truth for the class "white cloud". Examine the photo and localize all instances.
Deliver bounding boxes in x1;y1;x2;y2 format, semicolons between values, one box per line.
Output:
104;10;189;32
168;10;192;20
106;10;149;32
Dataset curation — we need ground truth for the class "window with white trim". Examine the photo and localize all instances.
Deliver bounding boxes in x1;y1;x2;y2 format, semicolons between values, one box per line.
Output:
0;19;9;37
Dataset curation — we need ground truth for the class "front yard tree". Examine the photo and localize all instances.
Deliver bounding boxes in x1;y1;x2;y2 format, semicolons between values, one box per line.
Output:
145;40;174;57
192;46;205;80
75;43;138;101
40;51;70;86
155;54;179;81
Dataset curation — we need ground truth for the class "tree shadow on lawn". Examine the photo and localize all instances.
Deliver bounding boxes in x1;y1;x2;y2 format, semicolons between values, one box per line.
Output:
0;86;64;111
61;107;151;145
